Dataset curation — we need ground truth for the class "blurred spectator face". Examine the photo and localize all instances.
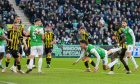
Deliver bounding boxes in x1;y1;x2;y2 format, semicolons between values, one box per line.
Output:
122;21;127;28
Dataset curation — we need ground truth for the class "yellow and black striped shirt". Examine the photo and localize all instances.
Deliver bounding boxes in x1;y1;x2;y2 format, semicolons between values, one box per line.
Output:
11;24;24;44
26;37;30;48
44;31;54;48
115;28;127;48
7;29;21;50
81;32;90;43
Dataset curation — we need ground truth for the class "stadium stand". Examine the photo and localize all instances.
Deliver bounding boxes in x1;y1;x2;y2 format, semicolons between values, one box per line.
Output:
0;0;17;24
2;0;140;45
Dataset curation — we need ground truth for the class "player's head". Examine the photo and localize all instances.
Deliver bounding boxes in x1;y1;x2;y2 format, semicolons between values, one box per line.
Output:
79;40;88;49
45;23;53;31
79;26;86;34
115;23;121;31
122;20;127;28
14;16;21;24
34;18;42;26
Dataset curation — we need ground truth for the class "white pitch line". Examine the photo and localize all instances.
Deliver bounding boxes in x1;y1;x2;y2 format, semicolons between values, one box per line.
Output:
0;81;16;84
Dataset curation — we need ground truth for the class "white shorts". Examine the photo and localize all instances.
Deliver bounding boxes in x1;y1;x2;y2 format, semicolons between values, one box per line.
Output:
102;50;108;65
127;45;133;52
31;45;43;56
0;45;5;53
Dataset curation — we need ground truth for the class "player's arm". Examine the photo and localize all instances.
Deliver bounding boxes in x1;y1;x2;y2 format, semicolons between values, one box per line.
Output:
23;37;28;50
73;49;85;65
51;34;56;45
23;26;30;37
0;31;12;42
90;49;100;72
129;29;135;46
120;33;126;44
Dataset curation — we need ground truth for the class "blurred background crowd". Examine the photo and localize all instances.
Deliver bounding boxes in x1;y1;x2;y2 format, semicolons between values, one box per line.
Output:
1;0;140;45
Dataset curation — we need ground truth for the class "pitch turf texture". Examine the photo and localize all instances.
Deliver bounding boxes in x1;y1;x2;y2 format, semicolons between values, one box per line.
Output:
0;58;140;84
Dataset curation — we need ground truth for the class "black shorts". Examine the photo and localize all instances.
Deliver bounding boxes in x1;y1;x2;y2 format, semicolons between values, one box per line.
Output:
5;47;19;58
119;48;127;58
45;47;53;55
18;44;22;55
23;47;30;56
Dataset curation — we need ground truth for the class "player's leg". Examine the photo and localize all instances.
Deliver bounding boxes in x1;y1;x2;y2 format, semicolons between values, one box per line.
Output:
108;52;119;74
26;46;36;74
2;52;11;73
126;45;138;70
45;48;52;68
88;58;95;67
102;52;109;70
37;45;43;73
107;47;122;55
82;57;91;72
119;48;131;74
10;45;23;71
0;45;5;69
0;52;4;69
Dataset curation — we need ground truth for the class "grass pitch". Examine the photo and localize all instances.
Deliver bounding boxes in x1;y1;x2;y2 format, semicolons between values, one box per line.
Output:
0;58;140;84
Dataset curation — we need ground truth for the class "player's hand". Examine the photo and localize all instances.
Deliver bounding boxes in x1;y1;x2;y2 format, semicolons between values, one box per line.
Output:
94;66;99;72
73;62;78;65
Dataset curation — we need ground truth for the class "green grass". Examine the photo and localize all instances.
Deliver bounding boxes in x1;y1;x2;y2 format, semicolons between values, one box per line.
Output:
0;58;140;84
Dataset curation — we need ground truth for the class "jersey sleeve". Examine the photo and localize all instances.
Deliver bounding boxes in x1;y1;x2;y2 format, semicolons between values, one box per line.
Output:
129;29;135;45
76;49;85;62
90;49;101;67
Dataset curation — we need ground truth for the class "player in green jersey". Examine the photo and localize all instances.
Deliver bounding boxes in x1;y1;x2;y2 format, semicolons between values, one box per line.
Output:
25;18;44;74
0;21;12;69
73;40;121;72
122;20;138;70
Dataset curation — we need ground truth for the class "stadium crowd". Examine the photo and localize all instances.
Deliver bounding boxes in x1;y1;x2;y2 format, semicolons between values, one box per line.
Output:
3;0;140;45
0;0;17;24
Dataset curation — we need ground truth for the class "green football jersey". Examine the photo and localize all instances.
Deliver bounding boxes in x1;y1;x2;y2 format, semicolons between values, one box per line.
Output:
122;26;134;45
0;28;5;46
29;25;44;46
86;44;105;59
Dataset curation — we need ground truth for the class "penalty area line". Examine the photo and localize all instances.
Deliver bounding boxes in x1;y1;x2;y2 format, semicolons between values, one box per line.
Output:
0;81;16;84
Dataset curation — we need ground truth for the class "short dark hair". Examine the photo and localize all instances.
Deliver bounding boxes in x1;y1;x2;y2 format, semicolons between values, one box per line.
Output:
79;40;88;45
34;18;41;22
122;19;127;23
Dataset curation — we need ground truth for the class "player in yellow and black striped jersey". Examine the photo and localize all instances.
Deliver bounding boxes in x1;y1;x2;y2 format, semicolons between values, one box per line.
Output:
79;27;90;43
14;16;24;57
79;27;95;72
2;23;24;73
109;24;130;74
44;24;56;68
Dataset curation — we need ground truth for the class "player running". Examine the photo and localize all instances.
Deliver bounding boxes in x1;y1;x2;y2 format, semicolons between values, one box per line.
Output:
78;27;96;72
108;23;131;74
73;40;121;72
122;20;138;70
2;22;24;74
44;23;56;68
26;18;44;74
